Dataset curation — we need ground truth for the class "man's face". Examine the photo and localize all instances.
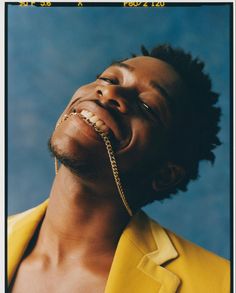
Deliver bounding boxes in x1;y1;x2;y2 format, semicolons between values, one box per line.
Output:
50;56;184;179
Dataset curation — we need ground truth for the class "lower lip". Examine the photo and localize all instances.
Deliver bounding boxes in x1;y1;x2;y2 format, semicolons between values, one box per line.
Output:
60;113;130;151
74;114;123;150
69;114;104;143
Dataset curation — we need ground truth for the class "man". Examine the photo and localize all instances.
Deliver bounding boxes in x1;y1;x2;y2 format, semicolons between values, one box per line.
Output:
8;44;230;292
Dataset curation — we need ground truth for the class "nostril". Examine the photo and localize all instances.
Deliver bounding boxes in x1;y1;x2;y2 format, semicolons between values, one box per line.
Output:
97;90;103;97
96;87;128;113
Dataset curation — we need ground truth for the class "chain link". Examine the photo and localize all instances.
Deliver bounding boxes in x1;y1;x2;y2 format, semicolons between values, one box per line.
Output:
55;112;133;217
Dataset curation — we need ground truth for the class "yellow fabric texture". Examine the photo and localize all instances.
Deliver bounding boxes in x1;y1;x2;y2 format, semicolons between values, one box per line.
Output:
8;199;230;293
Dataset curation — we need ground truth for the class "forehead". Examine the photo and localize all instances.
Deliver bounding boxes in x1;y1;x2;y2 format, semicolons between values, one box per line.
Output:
118;56;185;97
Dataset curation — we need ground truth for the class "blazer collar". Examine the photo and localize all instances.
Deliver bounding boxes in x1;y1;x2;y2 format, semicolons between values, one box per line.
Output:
105;211;180;293
8;200;180;292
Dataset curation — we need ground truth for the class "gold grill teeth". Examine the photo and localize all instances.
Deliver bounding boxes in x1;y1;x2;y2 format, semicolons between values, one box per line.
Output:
55;110;133;217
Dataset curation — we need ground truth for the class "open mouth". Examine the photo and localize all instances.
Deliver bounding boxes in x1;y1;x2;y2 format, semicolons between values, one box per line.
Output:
57;108;119;147
79;109;110;135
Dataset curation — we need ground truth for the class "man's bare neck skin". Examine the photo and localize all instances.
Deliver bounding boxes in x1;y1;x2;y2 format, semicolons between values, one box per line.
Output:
34;164;130;270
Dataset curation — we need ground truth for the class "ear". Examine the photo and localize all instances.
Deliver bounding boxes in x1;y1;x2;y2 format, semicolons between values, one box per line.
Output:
152;162;185;192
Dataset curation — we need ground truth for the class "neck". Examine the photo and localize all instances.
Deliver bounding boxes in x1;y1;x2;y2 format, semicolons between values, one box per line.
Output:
35;165;130;266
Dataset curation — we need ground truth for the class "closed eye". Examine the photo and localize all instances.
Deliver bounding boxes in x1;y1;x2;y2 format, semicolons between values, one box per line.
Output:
138;100;164;126
141;102;151;111
139;100;156;116
96;76;118;85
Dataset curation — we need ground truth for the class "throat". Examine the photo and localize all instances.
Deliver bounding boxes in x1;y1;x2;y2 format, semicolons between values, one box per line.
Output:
34;172;130;266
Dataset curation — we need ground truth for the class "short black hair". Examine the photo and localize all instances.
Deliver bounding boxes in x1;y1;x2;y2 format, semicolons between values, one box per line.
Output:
134;44;221;203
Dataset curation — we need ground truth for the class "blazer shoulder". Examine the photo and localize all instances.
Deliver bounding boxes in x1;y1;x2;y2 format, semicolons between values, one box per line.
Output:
8;199;49;233
165;227;230;292
166;228;230;266
146;216;230;292
8;208;36;229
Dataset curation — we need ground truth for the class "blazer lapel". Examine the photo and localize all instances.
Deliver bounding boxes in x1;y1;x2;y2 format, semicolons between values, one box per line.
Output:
8;199;49;284
105;211;181;293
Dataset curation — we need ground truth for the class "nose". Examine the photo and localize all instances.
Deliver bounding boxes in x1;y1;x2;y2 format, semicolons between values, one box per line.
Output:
96;86;129;114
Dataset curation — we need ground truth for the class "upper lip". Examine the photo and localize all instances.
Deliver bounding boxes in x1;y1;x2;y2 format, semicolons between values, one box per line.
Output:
68;100;131;149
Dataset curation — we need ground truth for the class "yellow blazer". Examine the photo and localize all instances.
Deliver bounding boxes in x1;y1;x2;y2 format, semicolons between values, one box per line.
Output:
8;199;230;292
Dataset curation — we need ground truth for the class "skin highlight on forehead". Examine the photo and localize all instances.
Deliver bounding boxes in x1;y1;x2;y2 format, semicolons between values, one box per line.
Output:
111;56;186;101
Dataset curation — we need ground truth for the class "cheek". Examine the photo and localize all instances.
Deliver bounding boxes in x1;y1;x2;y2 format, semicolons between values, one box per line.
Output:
118;120;161;169
55;84;96;125
132;119;160;151
74;82;97;97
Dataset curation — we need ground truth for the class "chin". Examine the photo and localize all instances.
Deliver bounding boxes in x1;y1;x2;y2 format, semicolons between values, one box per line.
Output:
47;134;108;179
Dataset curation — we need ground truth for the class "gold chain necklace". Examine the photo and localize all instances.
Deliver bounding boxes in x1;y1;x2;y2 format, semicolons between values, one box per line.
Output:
55;112;133;217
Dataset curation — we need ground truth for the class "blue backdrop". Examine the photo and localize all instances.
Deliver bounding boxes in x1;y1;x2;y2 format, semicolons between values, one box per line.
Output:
7;3;231;259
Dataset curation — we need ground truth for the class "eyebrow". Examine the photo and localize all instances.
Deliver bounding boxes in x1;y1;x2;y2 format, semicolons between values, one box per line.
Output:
110;61;135;72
